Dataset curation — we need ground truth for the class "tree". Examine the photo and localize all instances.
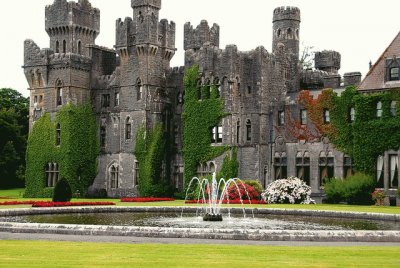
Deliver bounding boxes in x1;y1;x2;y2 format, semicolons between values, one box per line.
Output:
0;88;29;188
299;43;314;70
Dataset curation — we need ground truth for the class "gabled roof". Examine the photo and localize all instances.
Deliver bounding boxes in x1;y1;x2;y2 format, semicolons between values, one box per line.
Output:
358;31;400;91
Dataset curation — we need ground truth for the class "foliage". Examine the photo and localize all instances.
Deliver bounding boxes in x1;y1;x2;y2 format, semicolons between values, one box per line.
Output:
324;173;375;205
182;65;229;189
371;189;386;205
243;180;263;194
121;197;175;202
225;182;260;201
218;148;239;180
134;123;172;197
52;178;72;202
24;104;99;197
261;177;313;204
0;88;29;189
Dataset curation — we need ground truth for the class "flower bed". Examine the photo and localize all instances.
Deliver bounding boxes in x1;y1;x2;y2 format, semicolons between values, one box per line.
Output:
185;199;267;204
32;201;116;208
261;177;313;204
121;198;175;203
0;200;37;206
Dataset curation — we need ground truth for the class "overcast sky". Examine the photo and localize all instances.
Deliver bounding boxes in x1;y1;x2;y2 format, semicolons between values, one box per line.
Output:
1;0;399;97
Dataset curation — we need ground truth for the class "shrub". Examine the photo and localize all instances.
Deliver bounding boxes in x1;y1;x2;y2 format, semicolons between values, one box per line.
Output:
225;182;260;201
323;173;375;205
244;180;263;195
371;189;386;205
261;177;313;204
52;178;72;202
397;188;400;199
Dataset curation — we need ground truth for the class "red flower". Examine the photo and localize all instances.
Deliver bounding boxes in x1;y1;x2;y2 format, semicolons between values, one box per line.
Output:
120;197;175;203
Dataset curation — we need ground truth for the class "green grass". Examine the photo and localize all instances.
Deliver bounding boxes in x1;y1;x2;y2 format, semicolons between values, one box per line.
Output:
0;241;398;267
0;188;399;214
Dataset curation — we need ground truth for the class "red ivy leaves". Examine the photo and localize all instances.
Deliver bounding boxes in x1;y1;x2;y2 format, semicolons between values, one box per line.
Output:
121;198;175;203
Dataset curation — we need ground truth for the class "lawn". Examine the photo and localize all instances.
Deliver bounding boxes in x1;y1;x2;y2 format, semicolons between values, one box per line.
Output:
1;188;400;214
0;241;398;268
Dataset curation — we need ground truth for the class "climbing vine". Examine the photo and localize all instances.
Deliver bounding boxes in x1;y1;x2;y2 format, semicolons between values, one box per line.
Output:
218;147;239;180
134;123;172;197
24;104;99;198
182;65;229;188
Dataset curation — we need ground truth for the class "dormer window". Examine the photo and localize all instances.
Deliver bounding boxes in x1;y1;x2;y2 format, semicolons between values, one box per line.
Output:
390;67;399;81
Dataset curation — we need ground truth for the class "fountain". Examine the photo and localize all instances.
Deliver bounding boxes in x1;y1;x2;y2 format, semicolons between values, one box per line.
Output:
185;173;251;221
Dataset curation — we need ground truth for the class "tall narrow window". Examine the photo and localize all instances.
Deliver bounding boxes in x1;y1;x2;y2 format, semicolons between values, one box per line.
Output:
37;72;42;87
319;152;334;186
31;73;35;87
78;41;82;54
46;163;59;187
274;153;287;180
115;92;120;107
343;156;355;178
390;154;399;188
278;110;285;126
247;86;252;95
390;67;399;81
56;80;63;106
376;155;384;188
56;123;61;146
34;96;38;105
110;165;119;189
134;161;140;186
349;107;356;122
125;118;132;140
296;152;310;186
100;126;106;149
300;109;307;125
215;78;221;98
62;40;66;53
102;94;110;108
56;40;60;53
390;101;397;116
236;121;240;144
246;119;252;142
137;79;143;101
323;109;330;124
377;101;383;118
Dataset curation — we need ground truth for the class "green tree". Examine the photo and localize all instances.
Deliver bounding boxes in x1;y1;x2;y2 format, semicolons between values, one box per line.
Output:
0;88;29;188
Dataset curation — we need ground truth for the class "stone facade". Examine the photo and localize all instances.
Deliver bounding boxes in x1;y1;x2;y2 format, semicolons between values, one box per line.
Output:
24;0;365;200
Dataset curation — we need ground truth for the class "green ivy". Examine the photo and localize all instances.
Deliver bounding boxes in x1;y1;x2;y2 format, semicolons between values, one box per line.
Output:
218;148;239;180
182;65;229;188
24;104;99;197
134;123;172;197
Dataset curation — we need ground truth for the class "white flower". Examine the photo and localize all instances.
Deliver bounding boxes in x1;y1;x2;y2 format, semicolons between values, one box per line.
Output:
261;177;313;204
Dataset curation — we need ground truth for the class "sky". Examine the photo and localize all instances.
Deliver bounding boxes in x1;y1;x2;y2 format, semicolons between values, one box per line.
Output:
1;0;399;97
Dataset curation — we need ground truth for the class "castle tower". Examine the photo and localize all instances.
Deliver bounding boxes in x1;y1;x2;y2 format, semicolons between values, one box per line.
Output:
272;6;301;58
45;0;100;56
314;50;341;74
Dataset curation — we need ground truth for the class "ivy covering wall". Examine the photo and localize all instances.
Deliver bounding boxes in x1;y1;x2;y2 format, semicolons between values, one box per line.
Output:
134;123;172;197
182;65;229;187
24;104;99;197
300;87;400;176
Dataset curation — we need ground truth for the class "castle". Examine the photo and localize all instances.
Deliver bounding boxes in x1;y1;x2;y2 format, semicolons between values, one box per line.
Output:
23;0;399;201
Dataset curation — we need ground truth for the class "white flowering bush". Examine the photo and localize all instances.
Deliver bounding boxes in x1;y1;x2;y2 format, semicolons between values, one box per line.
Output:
261;177;314;204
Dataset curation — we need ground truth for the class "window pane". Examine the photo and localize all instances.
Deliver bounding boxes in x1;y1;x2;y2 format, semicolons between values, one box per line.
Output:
301;109;307;125
390;67;399;80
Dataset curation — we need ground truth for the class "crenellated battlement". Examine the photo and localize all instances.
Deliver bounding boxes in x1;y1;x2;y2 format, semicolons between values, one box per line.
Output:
115;17;134;48
315;50;341;74
273;6;301;22
184;21;220;51
159;19;176;49
131;0;161;9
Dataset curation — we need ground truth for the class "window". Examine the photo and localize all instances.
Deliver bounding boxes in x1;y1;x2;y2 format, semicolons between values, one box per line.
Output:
56;40;60;53
300;109;307;125
323;109;330;124
78;41;82;54
45;162;59;187
37;72;42;87
246;119;252;142
376;101;383;118
390;101;397;116
278;110;285;126
236;121;240;144
390;154;399;188
39;95;43;103
56;123;61;146
296;152;310;186
349;107;356;122
56;80;63;106
277;29;281;38
110;165;119;189
247;86;252;95
134;161;139;186
376;155;384;188
31;73;35;87
287;28;293;39
102;94;110;108
62;40;66;53
197;162;216;178
115;92;120;107
100;126;106;149
319;152;334;186
125;118;132;140
274;153;287;180
137;79;143;101
343;156;355;178
34;96;38;105
389;67;399;81
211;125;223;144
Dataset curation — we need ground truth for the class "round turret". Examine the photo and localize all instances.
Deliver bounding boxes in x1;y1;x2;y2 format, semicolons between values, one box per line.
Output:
314;50;341;74
272;6;301;57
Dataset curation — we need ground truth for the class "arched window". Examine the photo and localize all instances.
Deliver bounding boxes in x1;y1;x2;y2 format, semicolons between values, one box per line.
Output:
136;78;143;101
62;40;66;53
37;72;42;87
78;41;82;54
45;162;59;187
56;80;63;106
277;29;281;38
56;123;61;146
287;28;293;39
125;117;132;140
390;101;397;116
246;119;252;142
56;40;60;53
376;101;383;118
203;79;210;99
110;165;119;189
